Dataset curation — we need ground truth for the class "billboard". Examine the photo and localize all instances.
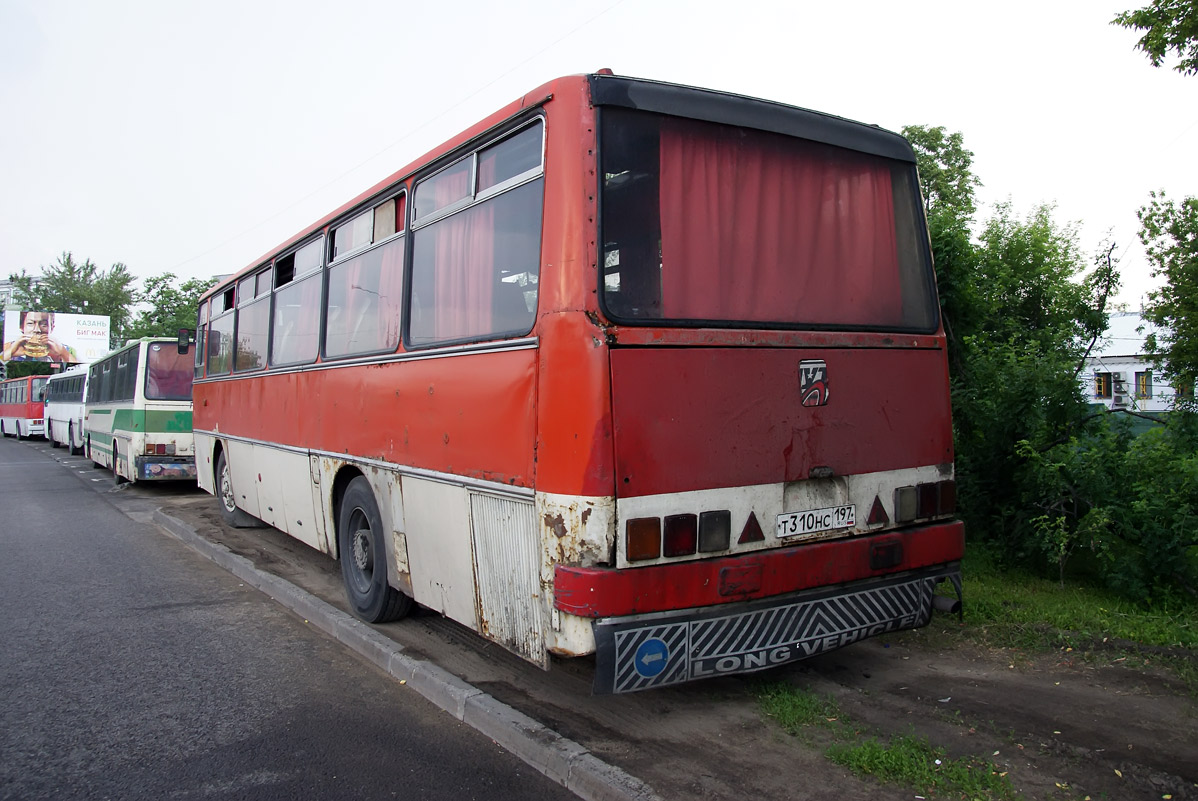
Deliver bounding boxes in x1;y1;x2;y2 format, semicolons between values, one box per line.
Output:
1;310;110;364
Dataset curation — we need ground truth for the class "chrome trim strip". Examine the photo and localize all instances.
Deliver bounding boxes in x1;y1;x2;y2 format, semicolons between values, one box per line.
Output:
193;429;535;499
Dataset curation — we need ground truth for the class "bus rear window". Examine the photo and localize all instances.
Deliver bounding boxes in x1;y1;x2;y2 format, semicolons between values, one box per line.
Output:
146;343;194;401
599;109;938;332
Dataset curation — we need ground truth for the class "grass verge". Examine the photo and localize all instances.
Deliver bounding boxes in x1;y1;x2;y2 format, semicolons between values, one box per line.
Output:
916;542;1198;691
957;543;1197;651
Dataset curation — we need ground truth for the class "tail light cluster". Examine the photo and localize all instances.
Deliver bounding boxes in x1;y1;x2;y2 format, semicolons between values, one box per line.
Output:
894;480;955;524
145;442;177;456
627;479;957;563
627;510;731;562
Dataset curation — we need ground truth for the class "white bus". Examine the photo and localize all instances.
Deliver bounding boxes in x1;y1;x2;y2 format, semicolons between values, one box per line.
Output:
45;364;89;455
85;338;197;483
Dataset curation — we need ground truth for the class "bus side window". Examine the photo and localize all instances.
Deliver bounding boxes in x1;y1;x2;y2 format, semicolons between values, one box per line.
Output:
492;279;531;334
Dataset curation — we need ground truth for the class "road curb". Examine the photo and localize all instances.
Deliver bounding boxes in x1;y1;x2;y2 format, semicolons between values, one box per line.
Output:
152;509;660;801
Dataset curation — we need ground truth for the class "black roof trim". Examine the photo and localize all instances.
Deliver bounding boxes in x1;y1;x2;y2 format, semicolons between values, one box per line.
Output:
588;74;915;163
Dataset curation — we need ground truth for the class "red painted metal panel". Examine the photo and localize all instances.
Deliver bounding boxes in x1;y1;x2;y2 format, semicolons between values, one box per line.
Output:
609;346;953;497
554;520;964;618
194;348;537;487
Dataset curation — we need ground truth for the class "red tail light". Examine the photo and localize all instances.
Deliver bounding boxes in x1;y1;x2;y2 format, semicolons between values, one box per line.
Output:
663;514;698;557
938;480;956;514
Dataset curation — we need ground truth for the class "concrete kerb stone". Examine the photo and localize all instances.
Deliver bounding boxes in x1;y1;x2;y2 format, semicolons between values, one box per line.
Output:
463;692;587;785
151;510;660;801
409;662;483;720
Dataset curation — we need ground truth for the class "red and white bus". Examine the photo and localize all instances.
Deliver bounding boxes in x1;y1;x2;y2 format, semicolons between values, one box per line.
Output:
0;374;49;440
193;72;963;694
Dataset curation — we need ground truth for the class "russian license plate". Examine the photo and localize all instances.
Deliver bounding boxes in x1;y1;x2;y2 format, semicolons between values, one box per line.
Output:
776;504;856;539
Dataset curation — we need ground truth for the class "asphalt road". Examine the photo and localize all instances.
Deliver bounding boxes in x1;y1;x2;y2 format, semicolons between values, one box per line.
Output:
0;434;578;801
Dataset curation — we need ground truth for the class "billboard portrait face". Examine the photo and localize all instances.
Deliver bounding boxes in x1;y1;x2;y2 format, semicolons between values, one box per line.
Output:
2;310;111;364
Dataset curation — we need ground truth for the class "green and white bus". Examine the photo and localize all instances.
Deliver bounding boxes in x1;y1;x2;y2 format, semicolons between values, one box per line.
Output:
85;338;197;483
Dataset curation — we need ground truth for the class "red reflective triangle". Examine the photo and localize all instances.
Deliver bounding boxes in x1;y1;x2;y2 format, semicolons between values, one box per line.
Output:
738;511;765;544
867;495;890;526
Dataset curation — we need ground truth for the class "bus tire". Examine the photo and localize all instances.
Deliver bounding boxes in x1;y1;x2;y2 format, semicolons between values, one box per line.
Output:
215;450;261;528
48;423;60;447
69;424;81;456
14;421;23;441
338;477;412;624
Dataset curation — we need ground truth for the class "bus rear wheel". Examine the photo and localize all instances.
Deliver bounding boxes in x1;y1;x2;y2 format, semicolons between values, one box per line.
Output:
338;477;412;624
14;421;23;441
69;424;81;456
215;450;260;528
113;443;128;485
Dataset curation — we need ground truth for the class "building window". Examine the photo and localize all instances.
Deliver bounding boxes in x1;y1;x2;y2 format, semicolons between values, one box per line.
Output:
1135;370;1152;399
1177;381;1194;400
1094;372;1113;399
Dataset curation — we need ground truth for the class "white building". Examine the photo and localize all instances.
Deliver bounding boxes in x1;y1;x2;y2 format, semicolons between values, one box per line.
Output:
1083;312;1193;412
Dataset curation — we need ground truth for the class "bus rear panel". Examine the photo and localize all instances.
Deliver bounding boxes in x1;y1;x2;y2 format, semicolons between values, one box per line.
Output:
567;77;961;693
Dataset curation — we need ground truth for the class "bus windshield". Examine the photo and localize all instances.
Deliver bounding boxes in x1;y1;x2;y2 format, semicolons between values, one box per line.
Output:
145;343;194;401
600;108;938;332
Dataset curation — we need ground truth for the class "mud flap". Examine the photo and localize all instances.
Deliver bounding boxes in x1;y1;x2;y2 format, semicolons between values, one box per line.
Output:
593;564;961;694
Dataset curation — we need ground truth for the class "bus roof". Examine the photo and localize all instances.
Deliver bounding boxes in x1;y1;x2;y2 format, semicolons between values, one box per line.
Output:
201;71;915;304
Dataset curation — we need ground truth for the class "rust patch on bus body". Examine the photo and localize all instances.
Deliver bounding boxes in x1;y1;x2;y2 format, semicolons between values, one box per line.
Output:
544;513;568;539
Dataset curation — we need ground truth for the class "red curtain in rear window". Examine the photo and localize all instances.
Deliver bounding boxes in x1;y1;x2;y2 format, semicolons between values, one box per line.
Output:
658;120;903;326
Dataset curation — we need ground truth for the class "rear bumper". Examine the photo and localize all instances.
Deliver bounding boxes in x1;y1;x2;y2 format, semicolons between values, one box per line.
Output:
593;563;960;694
135;455;197;481
555;520;964;618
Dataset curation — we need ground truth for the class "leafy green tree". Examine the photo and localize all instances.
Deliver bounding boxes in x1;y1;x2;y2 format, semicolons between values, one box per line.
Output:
126;273;217;340
901;125;984;373
2;361;54;379
901;125;981;221
1136;192;1198;402
9;252;137;349
1113;0;1198;76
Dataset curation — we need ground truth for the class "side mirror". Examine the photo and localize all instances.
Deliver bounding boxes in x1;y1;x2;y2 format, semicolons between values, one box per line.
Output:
178;328;192;355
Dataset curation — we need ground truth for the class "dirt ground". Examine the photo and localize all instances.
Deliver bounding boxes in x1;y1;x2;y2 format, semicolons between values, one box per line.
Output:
157;489;1197;801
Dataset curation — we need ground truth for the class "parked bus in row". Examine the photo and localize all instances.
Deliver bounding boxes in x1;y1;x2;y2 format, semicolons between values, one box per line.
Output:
85;338;197;484
45;364;89;454
0;375;49;440
193;72;963;694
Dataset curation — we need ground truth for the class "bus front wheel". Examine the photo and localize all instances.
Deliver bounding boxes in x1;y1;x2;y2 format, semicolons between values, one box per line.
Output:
338;477;412;624
215;450;260;528
48;423;60;448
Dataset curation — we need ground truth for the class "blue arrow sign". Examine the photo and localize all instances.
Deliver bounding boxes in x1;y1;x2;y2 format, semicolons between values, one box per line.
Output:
633;637;670;678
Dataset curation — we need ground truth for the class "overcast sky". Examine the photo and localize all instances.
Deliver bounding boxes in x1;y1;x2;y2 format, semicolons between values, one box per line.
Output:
2;0;1194;309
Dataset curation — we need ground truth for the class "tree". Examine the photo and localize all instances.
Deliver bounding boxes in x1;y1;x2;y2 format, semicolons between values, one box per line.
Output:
1136;191;1198;399
126;273;218;340
901;125;985;374
1113;0;1198;76
9;252;137;349
901;125;982;221
951;204;1108;536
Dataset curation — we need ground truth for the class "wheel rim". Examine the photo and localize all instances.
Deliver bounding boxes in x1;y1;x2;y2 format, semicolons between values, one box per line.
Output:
346;507;375;594
219;459;236;513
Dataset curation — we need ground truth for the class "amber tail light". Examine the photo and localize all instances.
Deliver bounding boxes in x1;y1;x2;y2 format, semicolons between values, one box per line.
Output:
626;518;661;561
